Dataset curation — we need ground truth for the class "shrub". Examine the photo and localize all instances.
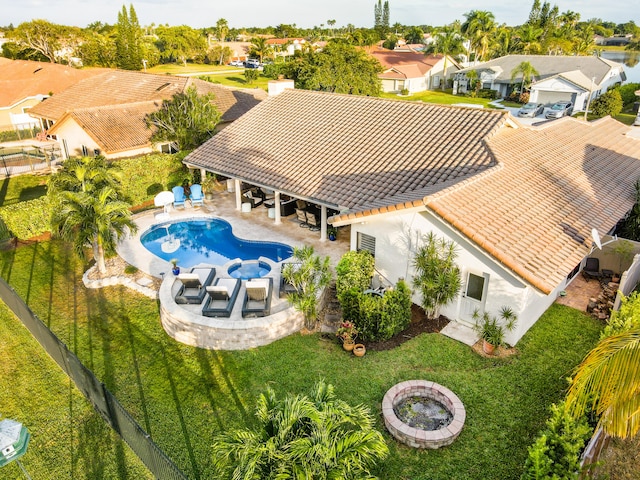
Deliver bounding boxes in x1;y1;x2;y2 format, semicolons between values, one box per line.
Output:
400;88;409;96
124;265;138;275
614;82;640;108
344;280;412;342
591;88;623;118
521;402;592;480
477;88;500;99
335;250;374;298
0;196;50;240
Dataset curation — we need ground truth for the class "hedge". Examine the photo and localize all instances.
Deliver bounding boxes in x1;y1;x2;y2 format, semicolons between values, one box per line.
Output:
0;196;50;240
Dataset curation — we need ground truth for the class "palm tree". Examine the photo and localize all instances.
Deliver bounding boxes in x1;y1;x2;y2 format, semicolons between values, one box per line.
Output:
515;24;544;54
566;328;640;438
215;18;229;65
48;155;123;195
212;380;389;479
461;10;496;62
51;187;137;274
412;232;462;318
249;36;273;63
426;25;463;91
510;61;539;97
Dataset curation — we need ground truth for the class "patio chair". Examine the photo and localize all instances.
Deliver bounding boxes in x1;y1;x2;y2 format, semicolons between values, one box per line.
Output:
279;262;301;298
305;210;321;232
190;184;204;207
582;257;602;282
174;267;216;304
242;189;265;208
242;277;274;317
202;277;241;317
296;208;309;227
172;186;186;209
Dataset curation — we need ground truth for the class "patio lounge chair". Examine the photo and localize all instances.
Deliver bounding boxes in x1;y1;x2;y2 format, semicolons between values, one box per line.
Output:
172;186;186;209
296;208;309;227
279;262;301;298
190;184;204;207
582;257;602;281
202;277;241;317
305;209;321;231
242;277;273;317
242;189;265;208
174;267;216;304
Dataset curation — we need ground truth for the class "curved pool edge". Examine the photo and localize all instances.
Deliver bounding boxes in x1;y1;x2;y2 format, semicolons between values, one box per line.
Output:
159;267;306;350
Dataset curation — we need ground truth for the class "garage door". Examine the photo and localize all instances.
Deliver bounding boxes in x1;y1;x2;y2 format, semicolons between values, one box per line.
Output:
536;90;573;106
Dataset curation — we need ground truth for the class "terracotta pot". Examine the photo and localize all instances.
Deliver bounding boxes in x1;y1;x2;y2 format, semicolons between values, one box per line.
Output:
353;344;366;357
343;340;355;351
482;339;496;355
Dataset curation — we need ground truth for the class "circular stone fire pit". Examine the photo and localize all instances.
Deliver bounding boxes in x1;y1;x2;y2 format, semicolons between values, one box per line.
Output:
382;380;465;449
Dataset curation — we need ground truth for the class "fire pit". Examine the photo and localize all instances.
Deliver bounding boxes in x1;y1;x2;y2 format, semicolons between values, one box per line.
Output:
382;380;465;449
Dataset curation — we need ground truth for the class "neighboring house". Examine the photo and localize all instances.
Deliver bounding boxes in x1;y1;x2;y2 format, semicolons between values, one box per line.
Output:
0;58;106;131
369;48;461;93
455;55;626;111
184;88;640;345
28;70;266;159
594;35;632;47
266;38;306;58
208;41;250;63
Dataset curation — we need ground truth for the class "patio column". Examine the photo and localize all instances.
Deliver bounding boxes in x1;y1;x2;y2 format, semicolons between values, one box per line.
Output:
235;178;242;210
320;205;327;242
274;191;282;225
200;168;207;182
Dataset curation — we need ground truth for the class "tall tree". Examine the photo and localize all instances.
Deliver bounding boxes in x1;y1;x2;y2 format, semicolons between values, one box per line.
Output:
425;25;463;90
7;20;80;63
248;36;273;63
212;380;389;479
116;4;143;70
510;61;539;95
155;25;207;65
461;10;496;62
145;86;221;151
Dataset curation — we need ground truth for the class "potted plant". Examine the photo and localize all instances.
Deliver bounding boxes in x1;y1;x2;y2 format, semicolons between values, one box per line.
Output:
328;226;338;241
201;173;221;200
336;321;358;351
170;258;180;275
473;306;517;355
353;343;366;357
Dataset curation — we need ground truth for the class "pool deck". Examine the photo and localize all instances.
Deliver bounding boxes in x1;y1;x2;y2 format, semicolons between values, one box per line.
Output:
118;189;350;278
117;190;350;349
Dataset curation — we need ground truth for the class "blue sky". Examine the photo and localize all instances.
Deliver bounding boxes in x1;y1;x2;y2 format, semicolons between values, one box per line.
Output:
4;0;636;29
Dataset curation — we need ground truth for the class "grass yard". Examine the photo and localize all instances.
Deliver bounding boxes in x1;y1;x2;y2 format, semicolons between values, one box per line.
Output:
147;63;239;75
0;174;47;206
380;90;499;108
0;239;602;479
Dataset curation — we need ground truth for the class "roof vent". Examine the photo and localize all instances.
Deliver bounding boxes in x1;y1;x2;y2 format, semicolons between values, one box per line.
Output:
156;82;171;91
33;67;43;74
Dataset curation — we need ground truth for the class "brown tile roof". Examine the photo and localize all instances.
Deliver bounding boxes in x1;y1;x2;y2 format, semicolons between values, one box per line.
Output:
427;116;640;294
48;101;159;154
184;89;511;210
0;59;107;107
29;70;265;122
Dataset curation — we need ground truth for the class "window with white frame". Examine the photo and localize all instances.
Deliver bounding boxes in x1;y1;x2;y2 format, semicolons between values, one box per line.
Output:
465;272;487;302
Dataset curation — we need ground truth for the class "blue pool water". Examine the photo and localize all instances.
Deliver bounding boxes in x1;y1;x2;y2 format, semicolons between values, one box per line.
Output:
228;261;272;279
141;218;293;268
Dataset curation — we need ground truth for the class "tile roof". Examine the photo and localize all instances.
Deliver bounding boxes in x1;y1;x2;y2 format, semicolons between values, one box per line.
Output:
369;49;446;77
29;70;266;122
185;89;511;210
0;59;107;107
427;116;640;294
48;101;159;154
457;55;623;86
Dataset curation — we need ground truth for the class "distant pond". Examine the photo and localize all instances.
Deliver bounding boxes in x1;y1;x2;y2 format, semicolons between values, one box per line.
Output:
600;50;640;84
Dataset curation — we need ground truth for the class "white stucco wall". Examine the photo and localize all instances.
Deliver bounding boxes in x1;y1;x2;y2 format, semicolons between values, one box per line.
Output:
348;208;564;345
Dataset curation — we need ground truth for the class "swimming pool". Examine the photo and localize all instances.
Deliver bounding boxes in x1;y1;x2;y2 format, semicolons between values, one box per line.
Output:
141;218;293;268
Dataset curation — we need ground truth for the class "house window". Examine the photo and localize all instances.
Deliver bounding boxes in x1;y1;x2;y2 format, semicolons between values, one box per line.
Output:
160;143;178;154
81;145;89;156
357;232;376;257
465;272;486;302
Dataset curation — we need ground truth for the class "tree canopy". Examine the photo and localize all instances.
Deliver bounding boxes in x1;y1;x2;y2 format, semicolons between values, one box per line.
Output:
116;4;143;70
145;86;221;151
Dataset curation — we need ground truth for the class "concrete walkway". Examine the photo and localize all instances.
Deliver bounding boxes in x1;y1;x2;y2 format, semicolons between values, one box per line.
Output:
440;321;479;347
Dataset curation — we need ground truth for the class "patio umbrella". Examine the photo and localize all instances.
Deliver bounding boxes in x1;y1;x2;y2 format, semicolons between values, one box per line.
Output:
0;418;30;478
154;190;175;209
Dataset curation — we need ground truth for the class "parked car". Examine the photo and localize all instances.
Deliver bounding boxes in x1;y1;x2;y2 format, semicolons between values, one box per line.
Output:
545;101;573;119
244;59;260;69
517;102;545;118
229;60;244;67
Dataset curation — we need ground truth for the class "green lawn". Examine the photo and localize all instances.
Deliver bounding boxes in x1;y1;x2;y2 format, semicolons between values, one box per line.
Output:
0;174;47;206
147;63;239;75
381;90;499;108
0;239;602;479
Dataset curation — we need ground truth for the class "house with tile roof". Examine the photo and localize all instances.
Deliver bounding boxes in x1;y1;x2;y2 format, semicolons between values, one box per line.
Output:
369;49;461;93
184;88;640;344
0;58;106;132
455;55;626;112
28;70;266;159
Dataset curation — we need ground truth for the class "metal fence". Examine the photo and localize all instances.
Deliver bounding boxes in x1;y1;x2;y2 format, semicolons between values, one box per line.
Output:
0;145;61;177
0;277;189;480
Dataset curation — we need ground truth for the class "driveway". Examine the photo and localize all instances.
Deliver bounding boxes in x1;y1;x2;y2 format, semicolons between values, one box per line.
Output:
490;100;551;126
